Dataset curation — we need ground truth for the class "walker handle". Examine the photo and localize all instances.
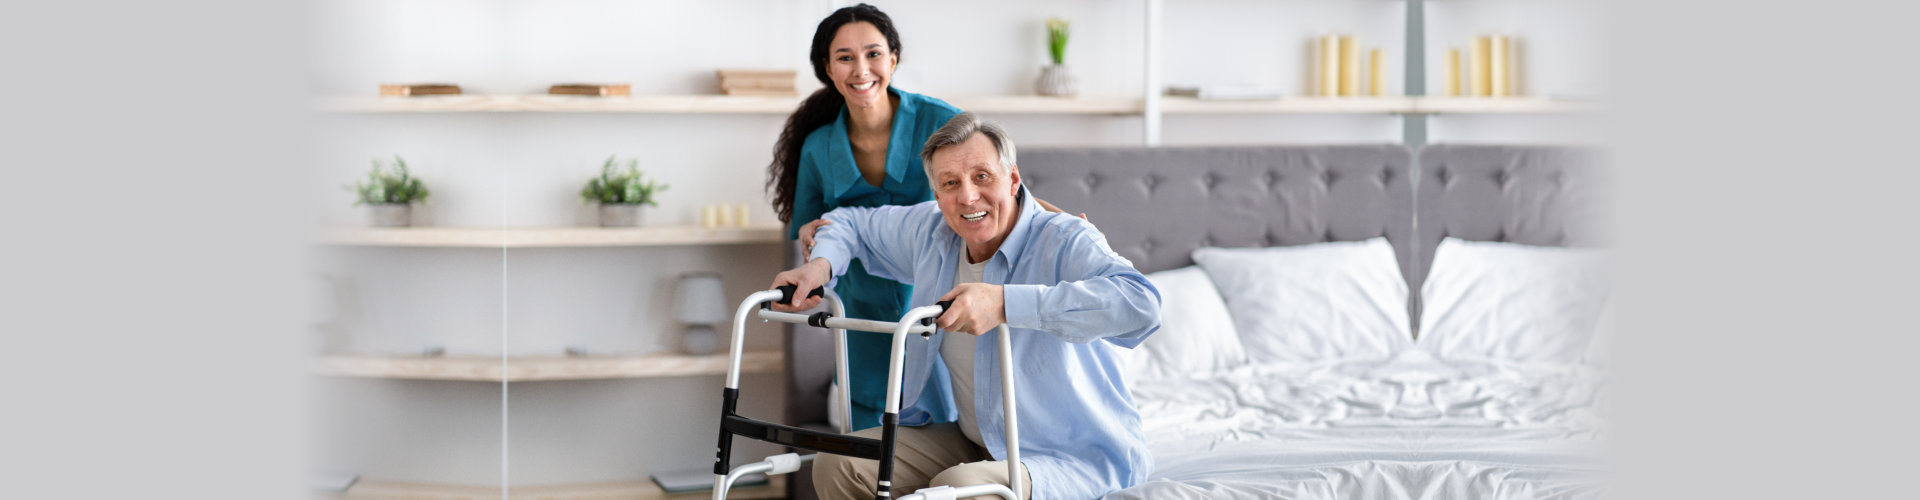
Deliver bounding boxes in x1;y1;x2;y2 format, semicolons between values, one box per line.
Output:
919;300;955;329
768;285;825;309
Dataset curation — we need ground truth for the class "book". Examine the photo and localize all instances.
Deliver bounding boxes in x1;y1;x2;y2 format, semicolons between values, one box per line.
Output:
378;83;461;96
549;83;632;96
722;88;800;96
1165;85;1283;100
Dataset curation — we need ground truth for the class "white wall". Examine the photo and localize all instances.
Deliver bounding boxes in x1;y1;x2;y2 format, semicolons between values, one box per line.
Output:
308;0;1597;487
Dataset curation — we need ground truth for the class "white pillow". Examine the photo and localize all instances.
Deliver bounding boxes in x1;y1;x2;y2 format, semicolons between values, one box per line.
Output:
1418;238;1611;363
1191;238;1413;365
1125;266;1247;381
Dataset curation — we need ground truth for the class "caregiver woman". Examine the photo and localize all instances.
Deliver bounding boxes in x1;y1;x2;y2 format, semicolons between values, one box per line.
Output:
766;3;1066;432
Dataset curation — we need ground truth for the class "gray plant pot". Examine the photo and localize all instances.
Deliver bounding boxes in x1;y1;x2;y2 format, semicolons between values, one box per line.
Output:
599;203;645;227
367;203;411;227
1036;64;1079;97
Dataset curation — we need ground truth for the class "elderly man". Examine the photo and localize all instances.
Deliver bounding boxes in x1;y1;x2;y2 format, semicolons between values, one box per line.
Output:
770;112;1159;500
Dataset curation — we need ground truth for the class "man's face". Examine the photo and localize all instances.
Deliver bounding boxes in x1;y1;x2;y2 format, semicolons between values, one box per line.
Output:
929;134;1021;260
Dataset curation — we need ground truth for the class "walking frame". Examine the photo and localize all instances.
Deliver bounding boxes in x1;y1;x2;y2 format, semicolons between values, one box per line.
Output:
711;285;1023;500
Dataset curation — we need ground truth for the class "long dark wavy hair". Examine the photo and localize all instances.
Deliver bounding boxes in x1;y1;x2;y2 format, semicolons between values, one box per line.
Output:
767;3;903;224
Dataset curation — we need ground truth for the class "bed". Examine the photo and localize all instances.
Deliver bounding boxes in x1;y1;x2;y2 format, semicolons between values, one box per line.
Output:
782;144;1610;500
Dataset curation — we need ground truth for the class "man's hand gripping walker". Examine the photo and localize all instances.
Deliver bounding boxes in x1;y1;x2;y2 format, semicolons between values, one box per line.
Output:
710;285;1023;500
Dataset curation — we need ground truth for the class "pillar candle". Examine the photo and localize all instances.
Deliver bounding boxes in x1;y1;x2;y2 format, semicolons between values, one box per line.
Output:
1470;35;1492;96
1444;49;1461;97
1339;35;1358;97
1368;48;1385;96
1490;35;1511;97
1320;34;1341;97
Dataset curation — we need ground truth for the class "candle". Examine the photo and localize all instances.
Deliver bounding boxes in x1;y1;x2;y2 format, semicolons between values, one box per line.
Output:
1444;49;1461;97
1470;35;1491;96
1490;35;1511;97
1368;48;1385;96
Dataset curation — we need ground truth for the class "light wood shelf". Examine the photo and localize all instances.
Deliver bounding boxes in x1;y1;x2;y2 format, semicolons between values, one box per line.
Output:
1412;96;1601;114
314;351;782;382
947;95;1141;114
319;475;786;500
315;225;784;248
315;94;1143;115
1161;96;1416;114
315;94;1596;115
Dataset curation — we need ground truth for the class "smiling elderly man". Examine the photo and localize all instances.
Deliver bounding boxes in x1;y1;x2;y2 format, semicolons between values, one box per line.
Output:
769;112;1160;500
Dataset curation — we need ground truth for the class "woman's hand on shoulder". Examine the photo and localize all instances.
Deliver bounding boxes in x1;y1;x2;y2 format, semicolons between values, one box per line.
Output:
798;218;833;261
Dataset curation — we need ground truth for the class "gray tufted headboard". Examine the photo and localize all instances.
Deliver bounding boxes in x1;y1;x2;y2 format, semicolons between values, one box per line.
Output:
1413;144;1609;295
1019;145;1418;279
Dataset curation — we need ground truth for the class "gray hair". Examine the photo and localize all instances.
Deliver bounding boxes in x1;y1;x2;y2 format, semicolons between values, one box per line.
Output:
920;112;1017;184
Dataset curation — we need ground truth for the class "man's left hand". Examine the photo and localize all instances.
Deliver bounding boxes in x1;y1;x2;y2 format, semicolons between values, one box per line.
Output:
936;283;1005;336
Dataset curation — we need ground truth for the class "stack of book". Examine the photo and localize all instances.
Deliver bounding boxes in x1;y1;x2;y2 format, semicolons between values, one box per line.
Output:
378;83;461;97
716;69;797;96
548;83;632;96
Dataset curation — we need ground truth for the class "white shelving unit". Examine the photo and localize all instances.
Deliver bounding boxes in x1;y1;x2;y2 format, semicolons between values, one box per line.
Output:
316;225;783;248
316;94;1590;117
314;351;781;382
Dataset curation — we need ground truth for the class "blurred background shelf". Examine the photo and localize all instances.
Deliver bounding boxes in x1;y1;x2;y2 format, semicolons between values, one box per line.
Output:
1413;97;1600;114
318;475;787;500
314;351;782;382
315;94;1596;116
315;225;784;248
315;94;1141;115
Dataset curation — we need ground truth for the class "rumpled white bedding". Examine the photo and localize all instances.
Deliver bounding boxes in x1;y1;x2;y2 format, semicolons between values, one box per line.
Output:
1107;349;1608;500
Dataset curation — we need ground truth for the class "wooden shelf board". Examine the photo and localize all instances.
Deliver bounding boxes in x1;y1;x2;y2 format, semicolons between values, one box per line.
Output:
315;94;803;114
314;351;782;382
316;225;785;248
945;95;1141;114
1412;96;1601;114
322;476;785;500
1160;96;1416;114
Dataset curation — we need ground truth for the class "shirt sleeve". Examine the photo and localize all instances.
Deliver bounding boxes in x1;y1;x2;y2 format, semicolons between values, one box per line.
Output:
807;203;935;286
1001;217;1162;347
787;147;828;241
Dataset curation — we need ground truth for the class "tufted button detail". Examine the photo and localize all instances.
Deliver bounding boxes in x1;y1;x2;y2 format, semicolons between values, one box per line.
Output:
1201;172;1219;193
1258;171;1276;187
1200;236;1214;247
1141;175;1159;194
1435;166;1453;187
1491;169;1510;188
1140;238;1157;254
1321;171;1338;186
1085;173;1102;192
1262;229;1278;246
1378;168;1393;185
1323;227;1338;242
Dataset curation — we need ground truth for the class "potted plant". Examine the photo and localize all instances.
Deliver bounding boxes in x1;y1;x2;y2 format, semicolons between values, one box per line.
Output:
1036;17;1078;97
581;156;667;227
347;156;429;227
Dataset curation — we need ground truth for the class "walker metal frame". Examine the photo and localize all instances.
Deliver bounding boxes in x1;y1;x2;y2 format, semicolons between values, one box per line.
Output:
711;285;1022;500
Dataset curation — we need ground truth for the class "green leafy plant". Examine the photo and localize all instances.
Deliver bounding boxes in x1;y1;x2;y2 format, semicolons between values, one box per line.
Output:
1046;17;1070;65
580;156;667;206
347;156;429;205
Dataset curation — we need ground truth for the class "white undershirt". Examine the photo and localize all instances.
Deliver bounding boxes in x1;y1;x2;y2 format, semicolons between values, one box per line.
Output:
942;249;989;448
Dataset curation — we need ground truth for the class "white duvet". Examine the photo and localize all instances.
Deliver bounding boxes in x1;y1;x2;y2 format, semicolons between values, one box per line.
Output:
1112;239;1612;499
1110;350;1609;499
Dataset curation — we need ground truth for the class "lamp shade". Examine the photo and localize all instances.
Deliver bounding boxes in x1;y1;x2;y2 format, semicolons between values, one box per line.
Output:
675;272;729;324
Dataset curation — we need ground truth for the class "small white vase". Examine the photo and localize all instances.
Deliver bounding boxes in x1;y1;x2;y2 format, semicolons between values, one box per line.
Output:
599;203;644;227
1036;64;1078;97
367;203;411;227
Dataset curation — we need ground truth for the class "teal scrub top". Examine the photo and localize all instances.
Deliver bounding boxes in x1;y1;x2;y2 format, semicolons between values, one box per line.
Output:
790;87;961;430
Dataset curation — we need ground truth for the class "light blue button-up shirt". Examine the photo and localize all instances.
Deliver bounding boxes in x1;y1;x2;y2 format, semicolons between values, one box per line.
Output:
809;186;1162;500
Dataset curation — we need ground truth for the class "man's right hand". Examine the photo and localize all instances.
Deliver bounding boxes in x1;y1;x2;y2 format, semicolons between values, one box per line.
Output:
768;258;833;312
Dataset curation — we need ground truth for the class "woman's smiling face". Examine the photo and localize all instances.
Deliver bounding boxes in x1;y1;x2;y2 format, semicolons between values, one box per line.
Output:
825;21;897;110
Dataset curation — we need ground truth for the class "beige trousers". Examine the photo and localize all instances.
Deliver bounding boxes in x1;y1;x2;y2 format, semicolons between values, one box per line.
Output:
813;423;1032;500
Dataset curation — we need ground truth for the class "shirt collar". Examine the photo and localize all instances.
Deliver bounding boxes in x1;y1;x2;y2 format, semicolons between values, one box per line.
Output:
824;87;920;198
